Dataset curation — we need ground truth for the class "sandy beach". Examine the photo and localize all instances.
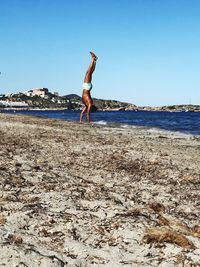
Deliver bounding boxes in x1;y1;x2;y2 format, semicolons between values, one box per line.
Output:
0;113;199;267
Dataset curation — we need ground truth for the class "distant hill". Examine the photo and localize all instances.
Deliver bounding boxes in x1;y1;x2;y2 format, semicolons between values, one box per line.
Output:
63;94;82;101
1;92;199;111
63;94;137;110
140;104;200;112
161;105;200;111
0;93;137;110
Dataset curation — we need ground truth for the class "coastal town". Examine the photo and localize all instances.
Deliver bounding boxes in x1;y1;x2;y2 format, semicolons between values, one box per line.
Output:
0;88;74;109
0;88;199;112
0;88;137;111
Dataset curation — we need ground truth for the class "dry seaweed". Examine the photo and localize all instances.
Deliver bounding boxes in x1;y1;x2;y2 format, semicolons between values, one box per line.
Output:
0;113;199;266
143;227;195;249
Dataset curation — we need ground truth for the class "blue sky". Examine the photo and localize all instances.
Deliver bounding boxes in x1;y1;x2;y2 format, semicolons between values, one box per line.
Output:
0;0;200;106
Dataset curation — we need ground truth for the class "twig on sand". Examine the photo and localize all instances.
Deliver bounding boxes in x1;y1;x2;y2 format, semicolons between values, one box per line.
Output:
25;246;67;267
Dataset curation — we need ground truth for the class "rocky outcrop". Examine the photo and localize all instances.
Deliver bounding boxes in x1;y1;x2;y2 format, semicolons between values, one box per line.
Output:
139;105;200;112
92;98;137;111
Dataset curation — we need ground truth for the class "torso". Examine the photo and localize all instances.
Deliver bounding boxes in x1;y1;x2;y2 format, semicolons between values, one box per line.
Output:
82;89;92;106
82;89;91;96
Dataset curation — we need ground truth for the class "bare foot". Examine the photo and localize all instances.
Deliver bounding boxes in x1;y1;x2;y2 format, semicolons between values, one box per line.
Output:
90;51;98;60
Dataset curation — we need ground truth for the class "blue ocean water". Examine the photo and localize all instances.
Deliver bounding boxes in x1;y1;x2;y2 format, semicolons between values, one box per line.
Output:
1;109;200;135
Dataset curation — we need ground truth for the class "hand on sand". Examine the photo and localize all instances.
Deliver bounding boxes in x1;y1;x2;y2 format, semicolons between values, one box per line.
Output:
90;51;98;61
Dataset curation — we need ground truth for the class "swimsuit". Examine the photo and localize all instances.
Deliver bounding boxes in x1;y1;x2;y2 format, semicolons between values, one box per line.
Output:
83;82;93;91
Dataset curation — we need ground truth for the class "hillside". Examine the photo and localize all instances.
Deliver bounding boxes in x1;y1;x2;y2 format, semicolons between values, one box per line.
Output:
0;92;199;111
0;93;137;111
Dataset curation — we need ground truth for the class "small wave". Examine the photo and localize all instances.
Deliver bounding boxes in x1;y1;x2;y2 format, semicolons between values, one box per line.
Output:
94;120;108;125
120;124;139;129
120;124;129;128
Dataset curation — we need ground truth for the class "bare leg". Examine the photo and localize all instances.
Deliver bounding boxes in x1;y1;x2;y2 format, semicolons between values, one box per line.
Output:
86;103;92;122
84;52;97;83
80;106;87;122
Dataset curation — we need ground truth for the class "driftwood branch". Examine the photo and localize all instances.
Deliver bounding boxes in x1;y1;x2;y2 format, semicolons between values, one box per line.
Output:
25;246;68;267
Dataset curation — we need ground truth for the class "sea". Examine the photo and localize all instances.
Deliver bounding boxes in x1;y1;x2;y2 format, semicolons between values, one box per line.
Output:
1;109;200;135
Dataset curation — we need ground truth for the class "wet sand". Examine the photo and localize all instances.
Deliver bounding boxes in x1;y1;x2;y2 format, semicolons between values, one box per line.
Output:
0;113;199;267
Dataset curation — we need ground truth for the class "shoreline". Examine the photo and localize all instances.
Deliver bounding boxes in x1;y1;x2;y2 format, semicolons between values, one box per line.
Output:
1;109;200;137
1;106;200;112
0;113;199;266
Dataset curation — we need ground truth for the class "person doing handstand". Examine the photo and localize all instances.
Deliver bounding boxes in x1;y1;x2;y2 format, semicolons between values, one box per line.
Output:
80;52;98;123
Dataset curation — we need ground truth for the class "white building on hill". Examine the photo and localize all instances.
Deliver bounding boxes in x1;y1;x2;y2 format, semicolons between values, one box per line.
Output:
24;88;49;98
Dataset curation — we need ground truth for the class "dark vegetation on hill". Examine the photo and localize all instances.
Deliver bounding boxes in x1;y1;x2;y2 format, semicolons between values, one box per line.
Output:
0;93;137;110
0;92;199;111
